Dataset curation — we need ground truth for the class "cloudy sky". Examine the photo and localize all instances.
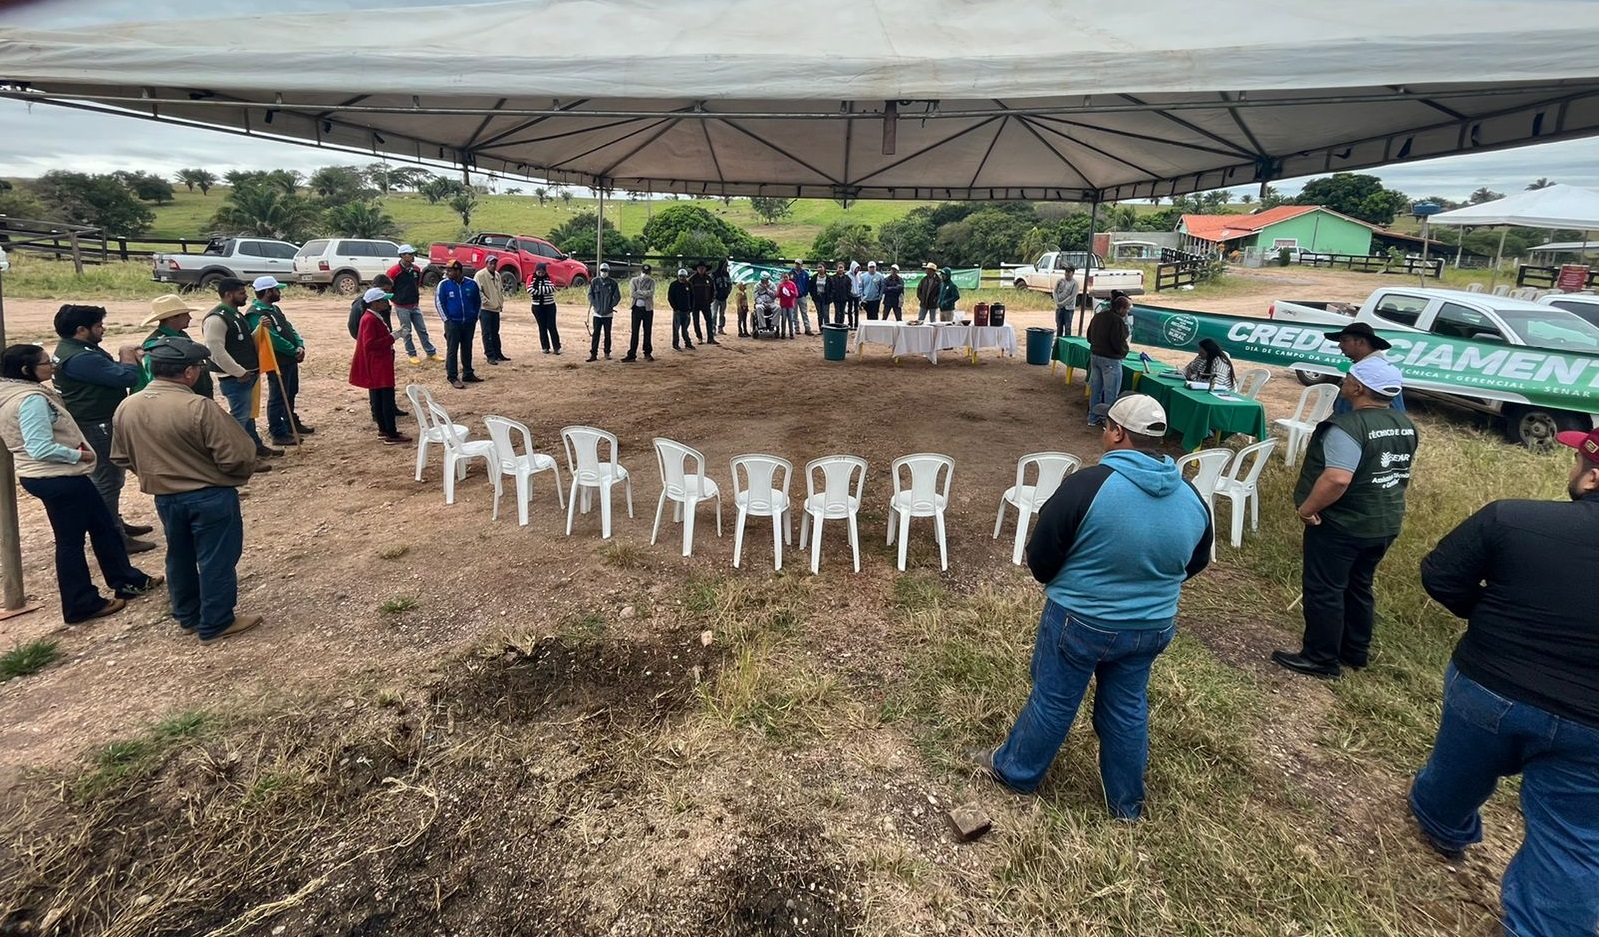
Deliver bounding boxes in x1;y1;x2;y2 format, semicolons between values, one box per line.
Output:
3;0;1598;201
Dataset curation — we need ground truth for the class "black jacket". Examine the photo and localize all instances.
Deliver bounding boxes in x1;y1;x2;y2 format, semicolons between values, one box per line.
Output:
1086;309;1129;358
688;273;715;308
667;279;692;313
826;272;853;302
1421;492;1599;729
713;271;733;301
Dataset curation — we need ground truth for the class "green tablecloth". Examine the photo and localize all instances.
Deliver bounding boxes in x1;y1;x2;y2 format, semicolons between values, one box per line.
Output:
1055;336;1091;369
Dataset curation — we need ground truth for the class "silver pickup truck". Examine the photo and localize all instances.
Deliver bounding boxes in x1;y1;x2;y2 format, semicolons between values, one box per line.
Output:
151;236;300;291
1270;286;1599;447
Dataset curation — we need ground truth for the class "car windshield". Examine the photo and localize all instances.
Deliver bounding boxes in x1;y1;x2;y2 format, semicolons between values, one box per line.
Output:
1495;306;1599;351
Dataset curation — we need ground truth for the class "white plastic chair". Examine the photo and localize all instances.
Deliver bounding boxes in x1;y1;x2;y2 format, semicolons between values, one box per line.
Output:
1510;286;1537;301
1274;383;1340;467
1175;448;1235;560
798;455;866;575
404;384;469;483
561;425;634;539
421;396;497;504
887;453;954;571
1465;282;1484;293
730;454;793;570
1212;438;1277;548
1491;285;1511;297
483;416;564;526
993;451;1081;566
650;438;722;556
1235;367;1271;400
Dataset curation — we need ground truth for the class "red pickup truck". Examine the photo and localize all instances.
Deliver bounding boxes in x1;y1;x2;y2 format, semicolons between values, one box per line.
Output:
425;233;591;292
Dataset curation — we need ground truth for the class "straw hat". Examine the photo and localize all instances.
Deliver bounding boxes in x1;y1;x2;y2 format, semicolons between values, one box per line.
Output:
141;294;201;327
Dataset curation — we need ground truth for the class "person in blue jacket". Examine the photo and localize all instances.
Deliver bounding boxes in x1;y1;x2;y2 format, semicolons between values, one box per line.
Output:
791;260;813;335
972;394;1214;819
433;260;482;388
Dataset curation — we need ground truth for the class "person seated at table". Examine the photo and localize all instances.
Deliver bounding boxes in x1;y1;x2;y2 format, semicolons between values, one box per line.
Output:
1181;338;1235;390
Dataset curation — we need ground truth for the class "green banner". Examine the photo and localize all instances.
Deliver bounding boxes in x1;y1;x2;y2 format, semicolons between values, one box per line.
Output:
730;262;980;290
1128;303;1599;412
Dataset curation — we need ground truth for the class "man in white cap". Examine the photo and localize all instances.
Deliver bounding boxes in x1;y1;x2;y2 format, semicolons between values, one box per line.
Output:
473;255;510;365
858;261;884;321
973;394;1213;819
1273;355;1418;678
586;262;621;361
881;264;905;321
667;267;694;351
138;294;212;398
247;276;310;447
385;245;438;365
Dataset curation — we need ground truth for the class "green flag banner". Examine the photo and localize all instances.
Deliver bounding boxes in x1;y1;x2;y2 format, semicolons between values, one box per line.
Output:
1128;303;1599;412
730;262;981;290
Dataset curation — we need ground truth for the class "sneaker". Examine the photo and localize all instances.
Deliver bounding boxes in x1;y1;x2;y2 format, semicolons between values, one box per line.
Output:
488;358;500;366
123;537;157;554
554;349;562;355
115;575;165;600
83;597;128;622
604;353;612;360
542;348;552;355
409;356;422;365
644;354;655;362
256;445;284;458
123;521;155;537
270;436;299;447
450;379;465;389
427;353;441;361
201;613;263;644
462;374;484;383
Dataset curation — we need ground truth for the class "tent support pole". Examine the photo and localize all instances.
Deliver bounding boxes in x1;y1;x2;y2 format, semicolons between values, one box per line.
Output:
1490;227;1508;289
0;269;29;612
1080;198;1100;334
595;182;605;273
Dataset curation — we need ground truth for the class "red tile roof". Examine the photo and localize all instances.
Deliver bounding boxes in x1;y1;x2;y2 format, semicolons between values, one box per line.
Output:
1180;205;1319;243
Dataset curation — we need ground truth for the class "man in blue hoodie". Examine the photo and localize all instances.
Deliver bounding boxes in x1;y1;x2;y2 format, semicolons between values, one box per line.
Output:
974;394;1213;819
434;260;482;389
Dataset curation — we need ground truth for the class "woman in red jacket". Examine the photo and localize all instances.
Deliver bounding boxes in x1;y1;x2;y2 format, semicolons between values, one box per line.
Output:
349;289;411;445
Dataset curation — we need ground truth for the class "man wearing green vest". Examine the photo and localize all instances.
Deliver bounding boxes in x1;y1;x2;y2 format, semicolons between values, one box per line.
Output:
52;303;157;554
137;294;214;398
1273;356;1417;678
247;276;311;447
201;277;280;459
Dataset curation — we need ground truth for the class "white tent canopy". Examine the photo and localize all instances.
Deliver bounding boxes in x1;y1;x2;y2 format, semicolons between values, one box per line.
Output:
1427;184;1599;229
5;1;1599;201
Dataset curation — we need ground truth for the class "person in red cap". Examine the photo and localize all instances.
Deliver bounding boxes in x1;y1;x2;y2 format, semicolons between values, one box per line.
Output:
1407;424;1599;937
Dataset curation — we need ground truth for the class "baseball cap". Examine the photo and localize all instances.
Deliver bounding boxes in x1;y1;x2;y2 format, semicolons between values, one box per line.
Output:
141;294;200;326
144;336;211;366
641;263;652;272
1325;321;1392;351
398;244;416;255
1557;427;1599;460
216;277;247;294
890;263;900;270
677;267;688;276
362;287;394;304
1348;356;1404;397
484;255;499;264
598;262;610;272
1093;394;1168;436
867;261;877;268
759;270;771;279
252;275;283;292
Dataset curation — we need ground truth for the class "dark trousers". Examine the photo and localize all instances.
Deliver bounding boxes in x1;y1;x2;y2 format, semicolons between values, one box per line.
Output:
155;486;243;639
20;474;146;622
863;298;882;320
480;307;504;360
696;305;718;341
368;388;398;436
443;317;478;381
532;304;561;352
883;294;903;320
830;299;849;327
691;304;708;340
738;305;750;336
1300;522;1396;668
79;420;127;529
627;307;654;357
846;296;860;327
589;315;614;357
672;309;694;348
1056;305;1072;338
266;358;299;441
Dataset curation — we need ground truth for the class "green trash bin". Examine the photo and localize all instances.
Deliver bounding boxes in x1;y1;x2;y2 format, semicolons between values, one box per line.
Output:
822;325;850;361
1025;327;1054;366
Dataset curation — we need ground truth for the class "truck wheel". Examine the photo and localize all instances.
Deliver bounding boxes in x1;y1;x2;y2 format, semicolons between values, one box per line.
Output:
331;271;361;296
1504;405;1589;450
198;272;224;292
421;269;442;289
568;275;588;289
1294;368;1339;387
498;268;521;295
1013;278;1029;290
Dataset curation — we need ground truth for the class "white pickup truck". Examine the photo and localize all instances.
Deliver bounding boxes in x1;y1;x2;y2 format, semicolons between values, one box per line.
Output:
1269;287;1599;446
1008;251;1144;298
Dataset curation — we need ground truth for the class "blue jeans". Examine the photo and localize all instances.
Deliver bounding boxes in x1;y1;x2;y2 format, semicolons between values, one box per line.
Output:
1410;665;1599;937
994;599;1176;818
266;357;299;440
217;372;262;447
20;475;146;622
1088;354;1122;424
155;486;244;639
393;305;437;357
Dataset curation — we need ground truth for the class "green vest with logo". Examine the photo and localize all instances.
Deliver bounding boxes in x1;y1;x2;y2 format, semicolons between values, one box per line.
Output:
139;326;215;398
52;338;129;423
1294;407;1418;539
204;303;259;374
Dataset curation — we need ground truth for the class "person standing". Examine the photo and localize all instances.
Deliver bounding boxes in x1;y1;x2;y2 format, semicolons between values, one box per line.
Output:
809;262;830;333
1408;427;1599;937
51;304;159;553
937;266;960;320
846;260;863;327
112;337;262;643
349;288;410;446
201;278;280;460
713;261;733;336
915;262;941;324
792;260;813;335
0;344;162;624
1052;265;1080;338
246;276;311;448
689;261;718;344
434;260;483;388
668;268;695;351
385;245;438;365
586;263;621;362
1272;357;1417;678
778;270;800;339
974;395;1213;817
827;262;853;328
138;296;214;398
1084;294;1130;427
350;273;392;340
735;282;751;338
1324;322;1406;415
859;261;884;321
473;256;510;365
526;263;562;355
881;264;905;321
623;263;656;363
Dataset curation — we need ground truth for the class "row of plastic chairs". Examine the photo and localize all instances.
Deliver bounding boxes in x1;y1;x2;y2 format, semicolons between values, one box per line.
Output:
1175;437;1278;551
1468;283;1555;301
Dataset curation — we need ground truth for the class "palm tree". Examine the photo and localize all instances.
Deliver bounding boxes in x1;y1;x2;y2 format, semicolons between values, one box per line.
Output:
175;168;216;194
1239;193;1254;205
559;188;574;207
533;186;548;206
448;192;476;228
323;201;402;238
211;185;319;241
1527;177;1555;190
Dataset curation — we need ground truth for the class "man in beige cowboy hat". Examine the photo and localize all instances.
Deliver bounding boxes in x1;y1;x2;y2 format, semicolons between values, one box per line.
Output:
138;294;213;397
915;261;942;324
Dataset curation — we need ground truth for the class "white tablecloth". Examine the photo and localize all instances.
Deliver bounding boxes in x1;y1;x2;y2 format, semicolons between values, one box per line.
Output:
853;320;1016;363
969;324;1017;356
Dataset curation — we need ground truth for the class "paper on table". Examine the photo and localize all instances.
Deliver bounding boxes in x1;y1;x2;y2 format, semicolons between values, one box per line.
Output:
1214;392;1243;401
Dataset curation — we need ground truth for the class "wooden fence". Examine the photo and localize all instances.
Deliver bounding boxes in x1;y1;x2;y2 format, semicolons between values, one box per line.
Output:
1298;252;1443;277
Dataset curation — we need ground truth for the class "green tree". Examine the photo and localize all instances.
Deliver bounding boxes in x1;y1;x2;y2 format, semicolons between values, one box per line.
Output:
932;208;1030;266
0;185;44;220
809;221;878;262
1293;173;1411;224
1239;193;1254;205
559;188;574;207
1016;226;1055;263
533;186;548;206
210;184;318;241
664;229;728;263
175;168;215;193
32;171;156;235
118;172;174;204
877;215;936;265
323;201;402;238
548;212;643;259
1526;177;1555;190
641;203;776;258
308;165;371;203
449;191;477;228
420;177;466;204
749;197;794;224
1259;185;1289;209
1469;187;1503;205
224;169;300;194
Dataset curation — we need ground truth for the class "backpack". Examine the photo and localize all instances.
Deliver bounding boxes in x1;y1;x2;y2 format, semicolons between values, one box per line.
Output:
348;297;363;340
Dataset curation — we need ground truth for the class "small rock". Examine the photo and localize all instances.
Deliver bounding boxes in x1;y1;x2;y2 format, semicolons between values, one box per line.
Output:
700;629;714;646
272;927;287;936
342;699;356;710
619;606;636;620
134;895;154;908
947;803;993;842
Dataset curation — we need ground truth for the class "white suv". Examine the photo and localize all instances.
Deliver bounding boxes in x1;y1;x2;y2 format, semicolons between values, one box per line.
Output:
293;238;402;295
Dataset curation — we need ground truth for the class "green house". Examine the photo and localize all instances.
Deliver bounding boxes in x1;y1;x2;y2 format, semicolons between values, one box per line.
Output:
1178;205;1375;256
